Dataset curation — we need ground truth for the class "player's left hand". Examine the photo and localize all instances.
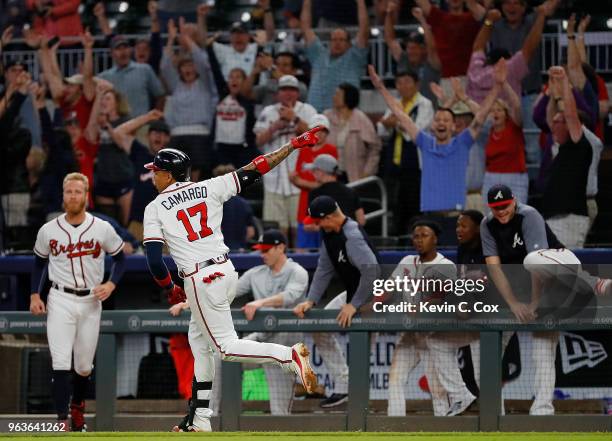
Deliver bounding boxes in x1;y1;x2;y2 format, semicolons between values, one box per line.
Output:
167;284;187;305
93;281;116;301
242;300;263;321
291;126;324;149
336;303;357;328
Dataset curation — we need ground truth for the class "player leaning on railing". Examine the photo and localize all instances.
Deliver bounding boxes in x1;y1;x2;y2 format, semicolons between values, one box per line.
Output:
142;126;324;432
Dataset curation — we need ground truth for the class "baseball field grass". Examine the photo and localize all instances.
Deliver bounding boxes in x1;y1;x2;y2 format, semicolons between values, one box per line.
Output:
4;433;612;440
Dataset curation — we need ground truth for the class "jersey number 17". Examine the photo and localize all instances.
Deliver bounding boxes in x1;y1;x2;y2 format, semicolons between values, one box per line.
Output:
177;202;213;242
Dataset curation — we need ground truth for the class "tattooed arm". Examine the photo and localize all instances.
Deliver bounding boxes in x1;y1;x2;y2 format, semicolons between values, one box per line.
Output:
235;127;323;190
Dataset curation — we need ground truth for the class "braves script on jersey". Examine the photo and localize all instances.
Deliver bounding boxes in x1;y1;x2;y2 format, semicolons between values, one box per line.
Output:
34;213;124;289
142;173;241;270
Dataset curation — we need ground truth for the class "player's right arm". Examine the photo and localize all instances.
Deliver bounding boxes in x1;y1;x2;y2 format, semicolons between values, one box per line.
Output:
30;255;48;315
31;227;50;315
234;126;324;191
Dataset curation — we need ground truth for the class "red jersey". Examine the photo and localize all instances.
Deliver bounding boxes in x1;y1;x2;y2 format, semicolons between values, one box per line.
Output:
427;6;480;77
294;143;338;222
59;93;94;130
74;136;99;206
486;119;526;173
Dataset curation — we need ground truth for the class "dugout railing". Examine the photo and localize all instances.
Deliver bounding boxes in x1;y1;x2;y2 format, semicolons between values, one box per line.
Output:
1;309;612;433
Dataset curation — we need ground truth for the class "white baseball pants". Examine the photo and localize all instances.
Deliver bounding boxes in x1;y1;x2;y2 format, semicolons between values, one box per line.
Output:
426;332;478;407
312;292;350;394
210;332;299;416
46;288;101;376
388;332;449;416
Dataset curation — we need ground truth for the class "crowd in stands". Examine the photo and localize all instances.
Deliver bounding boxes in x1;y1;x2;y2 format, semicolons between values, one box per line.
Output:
0;0;611;253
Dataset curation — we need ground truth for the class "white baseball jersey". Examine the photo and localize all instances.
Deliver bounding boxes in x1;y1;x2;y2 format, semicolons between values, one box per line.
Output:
390;253;456;302
33;212;124;289
142;173;241;271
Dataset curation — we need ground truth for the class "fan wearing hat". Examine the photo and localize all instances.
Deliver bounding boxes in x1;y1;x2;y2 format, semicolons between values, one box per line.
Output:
290;115;338;248
97;35;165;119
254;74;317;244
293;195;379;408
383;1;440;103
110;109;169;240
198;3;258;79
39;31;96;130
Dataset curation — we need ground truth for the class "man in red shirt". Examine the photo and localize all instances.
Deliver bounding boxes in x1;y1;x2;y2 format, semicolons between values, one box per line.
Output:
416;0;484;79
64;112;98;207
290;115;338;248
38;30;96;129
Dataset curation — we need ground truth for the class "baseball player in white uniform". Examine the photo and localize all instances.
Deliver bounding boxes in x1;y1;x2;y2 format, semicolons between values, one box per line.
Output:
168;230;308;430
385;221;473;417
29;173;126;431
142;129;322;432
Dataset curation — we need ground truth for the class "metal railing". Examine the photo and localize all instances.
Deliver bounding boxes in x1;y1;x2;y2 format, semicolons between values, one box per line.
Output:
347;175;389;237
2;22;610;81
0;309;611;432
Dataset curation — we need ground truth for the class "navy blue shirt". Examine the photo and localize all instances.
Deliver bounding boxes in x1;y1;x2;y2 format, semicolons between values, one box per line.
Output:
129;140;157;223
222;196;254;250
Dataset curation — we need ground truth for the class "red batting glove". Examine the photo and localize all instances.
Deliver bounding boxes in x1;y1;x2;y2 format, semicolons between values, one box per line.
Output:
291;126;324;149
167;284;187;305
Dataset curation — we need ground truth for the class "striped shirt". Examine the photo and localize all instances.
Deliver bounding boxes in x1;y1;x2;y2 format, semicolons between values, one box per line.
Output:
98;61;165;117
304;37;368;112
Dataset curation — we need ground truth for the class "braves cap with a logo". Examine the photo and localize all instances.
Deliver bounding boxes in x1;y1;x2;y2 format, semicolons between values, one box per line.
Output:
487;184;514;207
304;195;339;224
252;229;287;250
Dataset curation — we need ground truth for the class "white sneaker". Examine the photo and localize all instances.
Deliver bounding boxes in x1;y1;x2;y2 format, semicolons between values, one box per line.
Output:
191;416;212;432
446;394;477;416
290;342;318;394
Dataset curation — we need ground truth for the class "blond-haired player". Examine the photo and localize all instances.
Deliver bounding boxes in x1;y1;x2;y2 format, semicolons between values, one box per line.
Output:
30;172;126;431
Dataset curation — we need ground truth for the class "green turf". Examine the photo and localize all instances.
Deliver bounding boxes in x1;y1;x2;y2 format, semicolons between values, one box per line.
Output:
3;433;612;441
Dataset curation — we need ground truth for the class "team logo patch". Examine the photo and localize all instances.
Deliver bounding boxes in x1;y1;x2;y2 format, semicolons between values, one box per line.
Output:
559;332;607;374
49;239;102;259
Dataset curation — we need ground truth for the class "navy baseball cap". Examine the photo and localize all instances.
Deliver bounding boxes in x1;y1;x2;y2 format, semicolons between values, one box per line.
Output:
304;196;339;224
487;184;514;208
253;229;287;251
149;119;170;134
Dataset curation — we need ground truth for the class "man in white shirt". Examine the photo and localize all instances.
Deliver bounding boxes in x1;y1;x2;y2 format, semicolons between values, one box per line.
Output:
254;75;317;243
212;22;259;80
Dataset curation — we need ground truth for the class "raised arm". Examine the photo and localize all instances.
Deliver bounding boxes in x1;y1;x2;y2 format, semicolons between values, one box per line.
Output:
355;0;370;49
465;0;487;21
413;7;440;70
468;60;504;138
93;2;113;37
383;0;403;61
502;82;522;126
81;30;96;102
449;77;480;114
258;0;276;43
472;9;501;53
300;0;316;45
196;3;210;47
566;14;586;91
369;65;420;141
552;66;583;142
84;80;113;143
576;15;590;64
112;109;164;153
521;0;557;63
38;43;65;102
414;0;431;17
237;127;324;190
160;19;179;92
